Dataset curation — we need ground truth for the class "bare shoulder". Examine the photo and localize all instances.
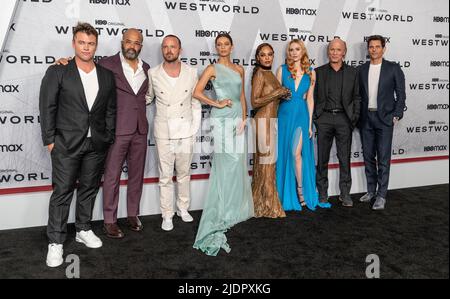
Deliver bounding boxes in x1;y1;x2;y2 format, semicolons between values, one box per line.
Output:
252;67;265;81
205;64;215;72
232;64;243;77
203;64;215;74
235;64;244;72
200;64;216;79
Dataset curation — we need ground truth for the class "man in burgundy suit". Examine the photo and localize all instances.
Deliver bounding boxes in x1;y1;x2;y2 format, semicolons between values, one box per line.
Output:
100;29;150;238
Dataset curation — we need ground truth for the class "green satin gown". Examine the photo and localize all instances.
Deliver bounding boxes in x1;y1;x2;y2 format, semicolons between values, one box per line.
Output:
193;63;254;256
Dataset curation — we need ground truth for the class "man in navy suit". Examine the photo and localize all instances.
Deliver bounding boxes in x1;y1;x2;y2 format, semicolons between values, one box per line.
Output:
358;35;406;210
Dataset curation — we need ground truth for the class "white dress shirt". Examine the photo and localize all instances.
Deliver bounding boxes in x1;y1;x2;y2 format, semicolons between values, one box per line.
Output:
120;53;146;95
78;67;99;137
368;63;382;110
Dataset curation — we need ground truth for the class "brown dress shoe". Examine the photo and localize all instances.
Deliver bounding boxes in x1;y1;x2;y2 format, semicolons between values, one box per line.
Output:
103;223;125;239
127;216;144;232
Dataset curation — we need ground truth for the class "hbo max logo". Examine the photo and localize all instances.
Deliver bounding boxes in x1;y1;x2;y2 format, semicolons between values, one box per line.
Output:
89;0;131;5
433;16;449;23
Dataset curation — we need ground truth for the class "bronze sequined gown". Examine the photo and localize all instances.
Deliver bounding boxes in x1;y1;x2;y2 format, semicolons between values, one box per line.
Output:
251;68;286;218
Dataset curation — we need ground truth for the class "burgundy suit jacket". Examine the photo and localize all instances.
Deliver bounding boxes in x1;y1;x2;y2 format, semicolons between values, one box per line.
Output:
99;53;150;136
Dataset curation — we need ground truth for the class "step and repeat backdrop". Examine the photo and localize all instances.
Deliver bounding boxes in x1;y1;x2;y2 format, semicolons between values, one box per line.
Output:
0;0;448;194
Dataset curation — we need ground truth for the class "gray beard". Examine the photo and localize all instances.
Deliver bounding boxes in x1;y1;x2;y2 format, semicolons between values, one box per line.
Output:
123;49;139;60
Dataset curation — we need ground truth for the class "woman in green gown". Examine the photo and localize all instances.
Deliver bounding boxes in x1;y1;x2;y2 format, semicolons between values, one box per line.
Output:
193;33;254;256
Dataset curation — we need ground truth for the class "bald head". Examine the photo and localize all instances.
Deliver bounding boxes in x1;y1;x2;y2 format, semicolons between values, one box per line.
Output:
328;38;347;52
328;38;347;64
121;28;143;61
123;28;143;43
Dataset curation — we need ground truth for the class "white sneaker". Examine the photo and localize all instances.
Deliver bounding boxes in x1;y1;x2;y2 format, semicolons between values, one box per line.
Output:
161;217;174;231
46;243;63;268
177;210;194;223
75;230;103;248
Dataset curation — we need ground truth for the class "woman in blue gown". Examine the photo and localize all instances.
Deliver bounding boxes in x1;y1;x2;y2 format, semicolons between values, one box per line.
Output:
276;39;331;211
192;33;254;256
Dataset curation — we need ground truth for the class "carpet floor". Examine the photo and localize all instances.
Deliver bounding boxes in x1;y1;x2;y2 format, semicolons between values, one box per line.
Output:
0;184;448;279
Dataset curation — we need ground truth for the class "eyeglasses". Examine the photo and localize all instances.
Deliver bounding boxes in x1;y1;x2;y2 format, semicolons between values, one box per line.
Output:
123;39;143;47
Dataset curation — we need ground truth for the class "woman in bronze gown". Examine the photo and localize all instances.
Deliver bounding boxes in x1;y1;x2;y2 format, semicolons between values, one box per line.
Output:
251;43;291;218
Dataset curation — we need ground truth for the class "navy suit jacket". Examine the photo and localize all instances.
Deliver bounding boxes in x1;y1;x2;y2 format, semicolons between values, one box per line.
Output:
358;59;406;127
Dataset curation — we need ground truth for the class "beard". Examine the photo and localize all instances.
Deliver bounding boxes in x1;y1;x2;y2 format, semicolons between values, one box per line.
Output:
122;46;140;60
164;54;179;63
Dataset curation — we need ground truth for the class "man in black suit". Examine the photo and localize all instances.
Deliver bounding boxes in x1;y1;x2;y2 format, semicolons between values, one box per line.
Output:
358;35;406;210
39;22;116;267
314;38;361;207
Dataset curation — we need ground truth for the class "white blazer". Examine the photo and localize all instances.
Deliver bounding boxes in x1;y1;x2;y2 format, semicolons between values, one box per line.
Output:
146;63;201;139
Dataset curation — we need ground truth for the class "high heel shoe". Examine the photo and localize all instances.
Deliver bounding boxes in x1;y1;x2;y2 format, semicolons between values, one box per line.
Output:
297;187;307;207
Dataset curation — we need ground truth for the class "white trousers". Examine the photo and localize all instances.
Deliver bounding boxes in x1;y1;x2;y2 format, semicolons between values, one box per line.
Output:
155;137;194;218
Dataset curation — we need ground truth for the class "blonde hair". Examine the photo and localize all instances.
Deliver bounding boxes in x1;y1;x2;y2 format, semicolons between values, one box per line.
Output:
286;39;311;79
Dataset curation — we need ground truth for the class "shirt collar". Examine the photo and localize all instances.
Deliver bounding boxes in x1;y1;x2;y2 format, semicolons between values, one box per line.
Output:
328;62;346;72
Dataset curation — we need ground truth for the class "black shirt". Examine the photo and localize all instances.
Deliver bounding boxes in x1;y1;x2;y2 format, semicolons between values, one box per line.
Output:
325;63;345;110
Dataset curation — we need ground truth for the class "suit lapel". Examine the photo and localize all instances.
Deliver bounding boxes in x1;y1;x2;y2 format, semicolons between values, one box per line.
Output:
114;53;136;95
136;63;150;96
158;64;174;94
362;62;370;99
323;65;329;102
90;64;104;111
376;59;386;104
70;59;90;111
342;64;348;103
172;63;187;95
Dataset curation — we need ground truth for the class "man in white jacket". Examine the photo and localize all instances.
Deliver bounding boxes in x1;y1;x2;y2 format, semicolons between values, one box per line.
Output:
146;35;201;231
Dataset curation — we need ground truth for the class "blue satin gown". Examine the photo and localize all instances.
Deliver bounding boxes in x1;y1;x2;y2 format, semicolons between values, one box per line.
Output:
276;65;331;211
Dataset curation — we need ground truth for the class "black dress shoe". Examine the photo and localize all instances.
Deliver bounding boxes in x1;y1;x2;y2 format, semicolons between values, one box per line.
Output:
103;223;125;239
127;216;144;232
372;196;386;210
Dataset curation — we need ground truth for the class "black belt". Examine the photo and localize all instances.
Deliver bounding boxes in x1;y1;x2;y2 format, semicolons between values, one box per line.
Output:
324;109;345;114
